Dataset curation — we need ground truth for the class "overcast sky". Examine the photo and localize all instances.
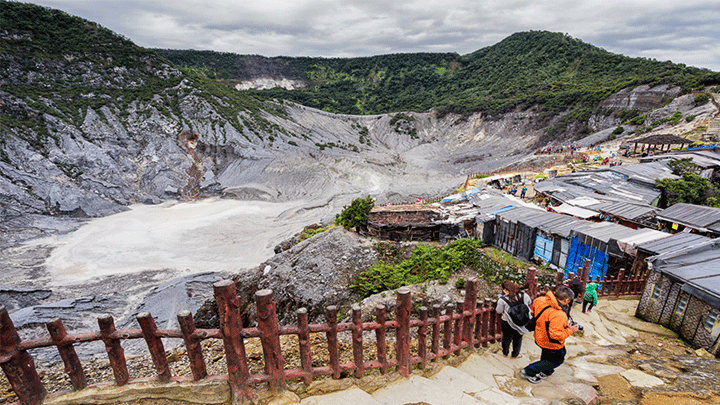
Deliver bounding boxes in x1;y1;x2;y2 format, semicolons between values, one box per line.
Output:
29;0;720;72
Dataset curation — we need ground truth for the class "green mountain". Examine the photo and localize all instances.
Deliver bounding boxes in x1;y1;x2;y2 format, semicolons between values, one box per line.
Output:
0;1;278;151
157;31;720;122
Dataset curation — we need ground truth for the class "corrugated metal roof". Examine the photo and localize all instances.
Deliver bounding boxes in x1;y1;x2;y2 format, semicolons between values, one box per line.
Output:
636;232;711;255
571;221;639;243
496;206;592;238
656;203;720;233
540;170;661;204
596;201;660;221
608;161;678;184
647;238;720;307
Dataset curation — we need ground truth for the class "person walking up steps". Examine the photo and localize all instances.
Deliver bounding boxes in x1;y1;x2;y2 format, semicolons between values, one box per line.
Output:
518;286;580;384
583;282;599;313
496;280;532;358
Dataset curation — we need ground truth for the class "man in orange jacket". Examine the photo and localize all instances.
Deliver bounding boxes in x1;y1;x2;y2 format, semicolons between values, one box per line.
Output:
518;286;579;384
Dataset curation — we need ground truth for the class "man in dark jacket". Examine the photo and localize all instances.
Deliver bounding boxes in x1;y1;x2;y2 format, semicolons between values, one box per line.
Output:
518;286;579;384
566;272;584;313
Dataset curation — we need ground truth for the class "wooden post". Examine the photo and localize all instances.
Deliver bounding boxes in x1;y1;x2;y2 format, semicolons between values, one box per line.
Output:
47;318;86;391
479;300;489;347
487;299;500;343
418;307;428;368
98;314;129;386
375;305;388;374
442;303;453;357
527;267;538;299
214;280;254;403
177;310;207;381
430;305;440;361
255;290;286;392
473;301;482;348
1;307;46;405
137;312;171;382
581;259;591;285
351;304;364;378
453;301;463;352
296;308;312;385
463;278;478;353
395;287;411;377
616;268;626;297
325;306;340;379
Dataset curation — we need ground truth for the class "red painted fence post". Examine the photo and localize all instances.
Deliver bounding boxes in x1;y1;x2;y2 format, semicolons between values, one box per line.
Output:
526;267;538;299
581;259;591;285
177;310;207;381
47;318;86;391
463;278;478;353
255;289;286;392
296;308;312;385
137;312;172;382
98;314;129;386
395;287;411;377
214;280;254;403
351;304;364;378
616;268;626;297
375;304;388;374
0;308;46;405
431;304;441;361
418;307;428;368
325;306;340;379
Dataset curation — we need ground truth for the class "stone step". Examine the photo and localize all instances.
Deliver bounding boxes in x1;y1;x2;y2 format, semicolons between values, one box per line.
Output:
298;386;382;405
370;373;487;405
429;365;543;405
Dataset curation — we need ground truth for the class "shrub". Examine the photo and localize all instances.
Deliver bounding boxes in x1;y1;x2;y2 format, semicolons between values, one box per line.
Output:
334;196;374;230
694;93;711;106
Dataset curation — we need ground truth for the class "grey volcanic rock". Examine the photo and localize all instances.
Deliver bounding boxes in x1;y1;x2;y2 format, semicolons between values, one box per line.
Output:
196;227;378;327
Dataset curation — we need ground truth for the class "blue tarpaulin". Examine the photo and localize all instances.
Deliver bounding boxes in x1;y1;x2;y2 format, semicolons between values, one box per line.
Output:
564;236;608;281
534;235;553;262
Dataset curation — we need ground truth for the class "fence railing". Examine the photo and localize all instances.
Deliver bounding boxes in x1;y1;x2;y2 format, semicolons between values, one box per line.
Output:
1;263;645;405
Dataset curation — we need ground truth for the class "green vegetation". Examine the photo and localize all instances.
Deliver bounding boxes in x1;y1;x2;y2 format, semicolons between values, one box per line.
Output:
334;196;375;230
0;1;287;151
656;172;720;208
296;224;334;244
694;93;711;105
160;31;720;139
352;239;545;298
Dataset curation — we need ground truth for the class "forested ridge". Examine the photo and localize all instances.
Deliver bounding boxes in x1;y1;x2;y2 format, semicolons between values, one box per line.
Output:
157;31;720;119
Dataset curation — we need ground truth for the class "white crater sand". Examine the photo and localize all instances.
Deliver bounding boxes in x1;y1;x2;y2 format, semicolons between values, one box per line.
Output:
29;198;332;286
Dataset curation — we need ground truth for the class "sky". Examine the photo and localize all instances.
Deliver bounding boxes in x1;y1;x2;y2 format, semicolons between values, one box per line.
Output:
28;0;720;72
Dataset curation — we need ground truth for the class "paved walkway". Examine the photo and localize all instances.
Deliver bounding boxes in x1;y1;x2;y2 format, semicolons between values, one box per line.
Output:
288;298;675;405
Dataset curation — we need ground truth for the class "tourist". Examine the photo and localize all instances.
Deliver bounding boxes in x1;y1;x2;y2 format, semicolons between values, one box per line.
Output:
582;282;599;313
521;186;527;199
496;280;532;358
564;273;584;313
518;286;580;384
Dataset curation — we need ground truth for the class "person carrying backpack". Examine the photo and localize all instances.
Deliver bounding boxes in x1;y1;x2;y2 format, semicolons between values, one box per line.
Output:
496;280;532;358
518;286;580;384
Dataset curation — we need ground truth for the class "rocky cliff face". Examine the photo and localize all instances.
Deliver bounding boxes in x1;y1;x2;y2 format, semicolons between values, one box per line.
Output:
0;78;703;251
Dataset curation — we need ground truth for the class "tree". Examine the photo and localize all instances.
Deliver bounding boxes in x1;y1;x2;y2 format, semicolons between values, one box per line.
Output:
334;196;374;230
656;172;720;208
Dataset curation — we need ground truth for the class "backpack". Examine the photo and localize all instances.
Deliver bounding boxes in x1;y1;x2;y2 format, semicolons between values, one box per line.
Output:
526;305;551;331
501;294;531;327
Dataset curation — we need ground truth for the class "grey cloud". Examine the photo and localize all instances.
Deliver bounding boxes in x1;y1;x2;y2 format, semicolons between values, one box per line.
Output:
30;1;720;71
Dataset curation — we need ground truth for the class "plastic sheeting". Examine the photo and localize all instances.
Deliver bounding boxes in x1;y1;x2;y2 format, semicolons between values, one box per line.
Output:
565;236;608;281
534;235;553;263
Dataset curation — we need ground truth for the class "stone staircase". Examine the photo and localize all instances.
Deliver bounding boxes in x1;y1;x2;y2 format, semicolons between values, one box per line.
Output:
289;299;675;405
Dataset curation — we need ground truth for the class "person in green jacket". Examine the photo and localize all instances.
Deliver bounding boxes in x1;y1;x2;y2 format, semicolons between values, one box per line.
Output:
582;282;598;313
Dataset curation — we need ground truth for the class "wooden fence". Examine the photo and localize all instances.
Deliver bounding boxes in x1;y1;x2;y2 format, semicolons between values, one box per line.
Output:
1;263;645;405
